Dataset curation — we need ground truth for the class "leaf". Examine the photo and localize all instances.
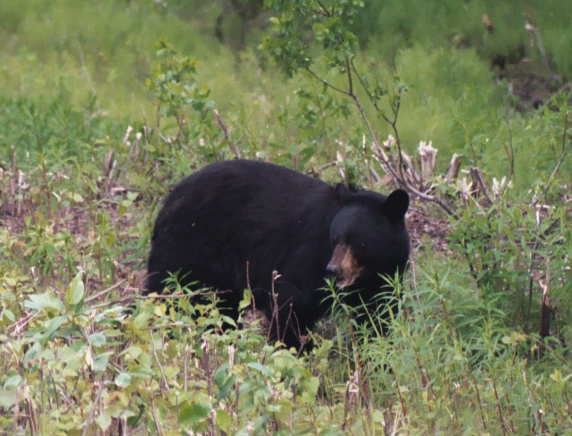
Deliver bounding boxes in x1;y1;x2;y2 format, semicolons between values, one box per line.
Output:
88;332;107;347
153;303;166;317
44;316;68;339
115;372;132;388
247;362;272;377
239;288;252;311
24;293;64;313
0;390;18;408
93;352;114;372
123;346;143;360
213;364;229;387
214;364;235;400
216;409;232;433
70;192;84;203
3;309;15;322
4;375;23;389
66;271;85;306
132;312;151;330
179;401;210;426
96;411;112;431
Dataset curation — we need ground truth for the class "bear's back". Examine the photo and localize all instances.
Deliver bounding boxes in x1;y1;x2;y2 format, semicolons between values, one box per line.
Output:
149;159;341;292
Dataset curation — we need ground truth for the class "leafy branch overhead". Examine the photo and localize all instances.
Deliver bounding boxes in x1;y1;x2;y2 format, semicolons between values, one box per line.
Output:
263;1;431;202
263;0;362;75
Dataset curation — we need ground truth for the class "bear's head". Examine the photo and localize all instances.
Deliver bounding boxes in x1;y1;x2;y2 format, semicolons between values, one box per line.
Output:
327;186;410;292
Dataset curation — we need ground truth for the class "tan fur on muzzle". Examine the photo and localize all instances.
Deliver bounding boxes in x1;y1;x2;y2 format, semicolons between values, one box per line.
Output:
326;244;363;288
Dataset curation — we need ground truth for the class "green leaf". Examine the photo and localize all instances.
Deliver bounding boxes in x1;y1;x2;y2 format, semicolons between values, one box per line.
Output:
123;345;143;360
93;352;114;372
88;332;107;347
0;390;18;408
247;362;273;377
3;309;15;322
115;372;132;388
179;401;210;426
66;271;85;306
214;364;235;400
132;312;151;330
216;409;232;433
70;192;84;203
44;316;68;338
4;375;23;389
213;364;229;386
96;411;112;431
24;293;64;312
239;288;252;311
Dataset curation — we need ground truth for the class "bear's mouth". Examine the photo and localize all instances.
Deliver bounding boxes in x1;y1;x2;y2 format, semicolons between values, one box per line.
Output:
326;244;364;289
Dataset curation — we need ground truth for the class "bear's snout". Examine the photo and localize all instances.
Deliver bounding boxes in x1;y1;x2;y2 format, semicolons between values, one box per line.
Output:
327;244;364;289
326;259;340;275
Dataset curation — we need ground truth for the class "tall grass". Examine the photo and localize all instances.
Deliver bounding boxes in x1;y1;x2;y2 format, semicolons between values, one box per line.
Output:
358;0;572;76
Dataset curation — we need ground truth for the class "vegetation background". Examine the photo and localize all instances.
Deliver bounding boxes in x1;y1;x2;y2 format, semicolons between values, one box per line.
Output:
0;0;570;434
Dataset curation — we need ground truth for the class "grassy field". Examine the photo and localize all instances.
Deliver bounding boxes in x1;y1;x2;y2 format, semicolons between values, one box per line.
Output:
0;0;571;434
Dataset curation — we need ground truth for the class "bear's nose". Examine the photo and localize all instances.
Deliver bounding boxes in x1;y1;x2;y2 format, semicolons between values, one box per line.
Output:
326;262;340;276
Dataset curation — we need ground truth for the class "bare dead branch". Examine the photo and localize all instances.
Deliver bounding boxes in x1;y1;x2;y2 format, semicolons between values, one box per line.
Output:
541;111;569;200
446;154;462;183
371;144;459;218
213;109;241;158
469;167;493;205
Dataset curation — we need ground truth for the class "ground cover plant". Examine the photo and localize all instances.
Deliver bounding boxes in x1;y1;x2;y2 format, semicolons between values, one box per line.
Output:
0;0;571;434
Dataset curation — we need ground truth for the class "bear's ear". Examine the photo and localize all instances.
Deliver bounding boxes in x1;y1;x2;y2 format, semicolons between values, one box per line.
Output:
384;189;409;221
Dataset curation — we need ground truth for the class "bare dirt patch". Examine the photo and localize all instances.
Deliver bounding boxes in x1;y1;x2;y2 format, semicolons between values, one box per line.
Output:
493;56;569;111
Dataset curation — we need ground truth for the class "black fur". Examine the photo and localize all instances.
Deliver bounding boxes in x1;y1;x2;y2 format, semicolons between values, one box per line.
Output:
146;159;409;350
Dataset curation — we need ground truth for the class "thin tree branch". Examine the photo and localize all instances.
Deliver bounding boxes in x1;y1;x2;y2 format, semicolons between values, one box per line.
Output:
306;67;351;96
213;109;241;158
541;112;569;200
315;0;332;17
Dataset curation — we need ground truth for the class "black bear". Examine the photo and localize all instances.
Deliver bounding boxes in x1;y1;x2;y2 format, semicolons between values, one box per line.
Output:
146;159;409;350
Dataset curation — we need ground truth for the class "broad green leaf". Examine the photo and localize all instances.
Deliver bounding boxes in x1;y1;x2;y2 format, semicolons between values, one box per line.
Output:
216;409;232;433
88;332;107;347
153;303;166;317
123;346;143;360
115;372;132;388
214;364;235;400
239;288;252;311
96;411;112;431
213;364;229;387
44;316;67;339
66;272;85;306
0;390;18;408
4;375;23;389
2;309;15;322
179;401;210;426
247;362;272;377
24;293;64;312
93;352;114;372
132;312;151;330
70;192;84;203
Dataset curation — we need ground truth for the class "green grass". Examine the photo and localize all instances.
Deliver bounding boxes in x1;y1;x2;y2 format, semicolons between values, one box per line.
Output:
358;0;572;75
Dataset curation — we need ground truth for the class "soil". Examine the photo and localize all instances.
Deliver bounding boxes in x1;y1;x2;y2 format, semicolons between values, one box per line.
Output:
492;55;570;112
